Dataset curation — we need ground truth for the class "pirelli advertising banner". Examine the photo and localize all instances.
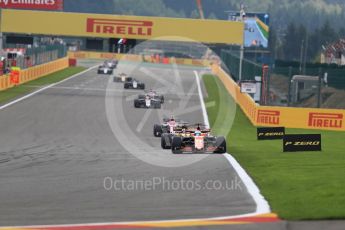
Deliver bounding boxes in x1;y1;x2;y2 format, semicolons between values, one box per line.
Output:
0;9;244;44
256;106;345;131
0;0;63;10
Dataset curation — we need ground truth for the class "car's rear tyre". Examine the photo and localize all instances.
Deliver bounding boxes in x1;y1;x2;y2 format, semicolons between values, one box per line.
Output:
160;96;165;104
214;136;226;154
124;83;129;89
161;134;171;149
171;136;182;154
134;100;140;108
154;124;162;137
154;102;161;109
140;84;145;90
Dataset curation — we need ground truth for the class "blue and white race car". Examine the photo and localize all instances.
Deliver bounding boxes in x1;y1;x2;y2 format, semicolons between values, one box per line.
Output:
124;78;145;90
97;64;113;75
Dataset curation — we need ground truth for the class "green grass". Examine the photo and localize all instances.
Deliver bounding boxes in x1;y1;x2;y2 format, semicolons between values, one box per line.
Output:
257;22;269;40
0;67;86;105
203;74;345;220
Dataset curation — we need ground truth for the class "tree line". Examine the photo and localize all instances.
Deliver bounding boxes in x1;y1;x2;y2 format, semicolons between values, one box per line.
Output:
270;20;345;62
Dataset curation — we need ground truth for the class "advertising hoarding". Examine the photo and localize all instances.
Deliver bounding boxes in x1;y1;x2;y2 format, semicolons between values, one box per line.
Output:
1;9;244;45
0;0;63;10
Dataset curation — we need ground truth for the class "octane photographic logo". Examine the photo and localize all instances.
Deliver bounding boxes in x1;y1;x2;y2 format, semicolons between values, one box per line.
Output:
105;36;236;167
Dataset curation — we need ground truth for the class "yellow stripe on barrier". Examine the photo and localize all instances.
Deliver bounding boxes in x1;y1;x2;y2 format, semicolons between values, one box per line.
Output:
255;17;269;33
213;65;257;125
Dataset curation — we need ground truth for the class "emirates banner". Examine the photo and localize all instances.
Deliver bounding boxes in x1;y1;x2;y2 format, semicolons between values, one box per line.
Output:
0;0;63;10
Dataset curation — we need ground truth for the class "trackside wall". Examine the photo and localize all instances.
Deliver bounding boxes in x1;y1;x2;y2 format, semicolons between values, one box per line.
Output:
0;57;69;91
212;65;345;132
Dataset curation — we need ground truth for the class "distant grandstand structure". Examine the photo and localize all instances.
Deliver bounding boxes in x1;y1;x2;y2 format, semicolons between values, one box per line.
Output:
321;39;345;65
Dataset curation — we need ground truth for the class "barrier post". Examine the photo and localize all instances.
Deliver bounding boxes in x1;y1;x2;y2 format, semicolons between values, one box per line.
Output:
287;66;292;107
317;68;322;108
266;66;271;105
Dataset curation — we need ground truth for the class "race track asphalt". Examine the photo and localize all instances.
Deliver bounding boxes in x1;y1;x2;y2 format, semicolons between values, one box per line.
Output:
0;60;256;226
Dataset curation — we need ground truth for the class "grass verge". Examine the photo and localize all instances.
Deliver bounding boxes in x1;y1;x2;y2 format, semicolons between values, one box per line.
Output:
203;74;345;220
0;67;86;105
257;22;269;40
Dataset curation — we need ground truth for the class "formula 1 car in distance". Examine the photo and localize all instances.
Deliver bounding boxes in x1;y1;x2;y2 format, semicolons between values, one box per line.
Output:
153;116;186;137
144;90;164;104
97;64;113;75
160;122;193;149
104;59;118;69
134;94;161;109
113;73;132;82
161;124;226;154
124;78;145;89
160;122;196;149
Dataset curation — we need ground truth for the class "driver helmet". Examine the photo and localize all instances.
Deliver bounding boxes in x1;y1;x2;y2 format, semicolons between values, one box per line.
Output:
194;126;201;136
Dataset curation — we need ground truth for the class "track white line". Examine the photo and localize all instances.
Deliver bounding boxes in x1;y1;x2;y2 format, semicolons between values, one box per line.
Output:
0;66;97;111
194;70;210;129
194;70;271;215
223;154;271;214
